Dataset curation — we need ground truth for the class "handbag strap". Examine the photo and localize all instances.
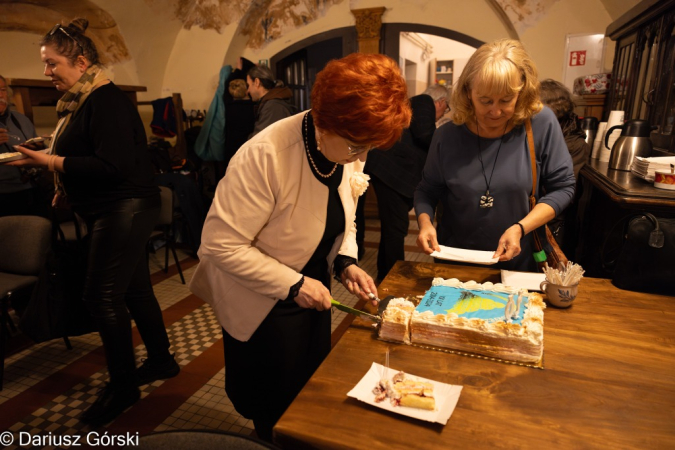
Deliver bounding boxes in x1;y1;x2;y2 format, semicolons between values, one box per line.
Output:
524;118;568;266
525;118;537;211
524;118;545;259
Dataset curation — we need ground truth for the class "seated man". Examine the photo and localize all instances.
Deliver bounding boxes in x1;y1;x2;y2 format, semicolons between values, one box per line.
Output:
0;74;48;217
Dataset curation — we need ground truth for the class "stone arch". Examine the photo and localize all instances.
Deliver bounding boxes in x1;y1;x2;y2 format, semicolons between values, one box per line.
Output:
381;23;487;62
270;26;357;69
0;0;131;64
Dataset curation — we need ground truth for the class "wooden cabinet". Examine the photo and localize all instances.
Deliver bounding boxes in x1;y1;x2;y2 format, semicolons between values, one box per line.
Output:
605;0;675;155
6;78;146;123
429;58;453;87
576;160;675;278
573;94;606;121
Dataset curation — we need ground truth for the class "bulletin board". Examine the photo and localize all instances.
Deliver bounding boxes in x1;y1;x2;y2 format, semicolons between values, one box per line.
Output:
562;33;606;92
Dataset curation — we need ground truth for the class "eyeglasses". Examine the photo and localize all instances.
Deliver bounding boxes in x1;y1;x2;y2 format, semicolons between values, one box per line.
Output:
346;142;373;157
49;24;84;55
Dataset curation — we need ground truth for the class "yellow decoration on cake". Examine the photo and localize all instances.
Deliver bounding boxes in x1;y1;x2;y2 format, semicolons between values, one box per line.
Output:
445;293;507;315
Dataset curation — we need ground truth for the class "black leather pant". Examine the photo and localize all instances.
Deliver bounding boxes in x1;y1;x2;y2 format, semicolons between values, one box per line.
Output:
76;194;171;386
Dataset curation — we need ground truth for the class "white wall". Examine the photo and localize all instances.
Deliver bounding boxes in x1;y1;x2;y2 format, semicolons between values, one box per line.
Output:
422;34;477;86
399;33;431;96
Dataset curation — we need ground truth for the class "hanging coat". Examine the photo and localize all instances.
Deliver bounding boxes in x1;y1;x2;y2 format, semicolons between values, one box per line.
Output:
194;65;232;161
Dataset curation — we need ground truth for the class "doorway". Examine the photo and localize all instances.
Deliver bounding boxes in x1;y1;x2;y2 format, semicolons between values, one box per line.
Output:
272;29;356;112
394;27;481;96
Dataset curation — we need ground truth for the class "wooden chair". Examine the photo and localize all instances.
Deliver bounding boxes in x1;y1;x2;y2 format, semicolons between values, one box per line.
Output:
148;186;185;284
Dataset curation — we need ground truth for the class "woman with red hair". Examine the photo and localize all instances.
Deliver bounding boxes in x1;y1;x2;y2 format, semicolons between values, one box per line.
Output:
190;53;411;441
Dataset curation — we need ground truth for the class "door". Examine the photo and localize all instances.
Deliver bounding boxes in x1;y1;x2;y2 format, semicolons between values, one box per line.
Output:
275;37;343;112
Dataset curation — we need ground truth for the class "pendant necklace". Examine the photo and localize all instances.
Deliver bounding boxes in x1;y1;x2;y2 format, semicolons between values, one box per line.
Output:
475;121;508;208
304;112;338;178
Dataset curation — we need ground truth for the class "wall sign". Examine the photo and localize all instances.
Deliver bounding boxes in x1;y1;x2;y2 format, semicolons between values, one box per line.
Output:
562;33;606;93
569;50;587;66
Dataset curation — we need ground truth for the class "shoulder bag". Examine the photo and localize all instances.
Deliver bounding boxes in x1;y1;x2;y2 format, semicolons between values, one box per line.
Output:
525;119;569;270
602;212;675;295
20;214;97;342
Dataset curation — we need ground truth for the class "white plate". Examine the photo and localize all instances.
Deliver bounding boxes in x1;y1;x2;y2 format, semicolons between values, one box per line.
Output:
346;362;463;424
0;152;28;163
501;270;546;291
0;148;50;164
430;246;499;265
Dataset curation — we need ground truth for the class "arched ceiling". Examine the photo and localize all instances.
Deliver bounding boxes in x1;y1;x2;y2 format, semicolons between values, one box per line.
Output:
1;0;641;57
0;0;130;64
150;0;344;49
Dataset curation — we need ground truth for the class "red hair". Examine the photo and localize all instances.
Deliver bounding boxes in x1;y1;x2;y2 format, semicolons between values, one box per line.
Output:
311;53;411;149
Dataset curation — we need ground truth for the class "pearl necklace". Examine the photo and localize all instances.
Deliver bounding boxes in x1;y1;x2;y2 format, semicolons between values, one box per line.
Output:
304;112;338;178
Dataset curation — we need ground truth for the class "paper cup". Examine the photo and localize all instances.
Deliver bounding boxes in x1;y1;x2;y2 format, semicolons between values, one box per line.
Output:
604;111;624;154
654;171;675;190
606;110;625;128
591;122;608;159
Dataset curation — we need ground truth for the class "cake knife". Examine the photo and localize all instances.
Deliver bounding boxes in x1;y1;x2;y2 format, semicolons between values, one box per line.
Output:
330;299;381;323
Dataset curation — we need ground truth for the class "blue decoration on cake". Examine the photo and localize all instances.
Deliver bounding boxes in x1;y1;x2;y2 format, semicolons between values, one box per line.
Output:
417;285;528;325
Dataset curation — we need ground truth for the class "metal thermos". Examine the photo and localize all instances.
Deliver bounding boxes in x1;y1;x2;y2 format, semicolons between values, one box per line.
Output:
604;119;657;171
580;117;599;146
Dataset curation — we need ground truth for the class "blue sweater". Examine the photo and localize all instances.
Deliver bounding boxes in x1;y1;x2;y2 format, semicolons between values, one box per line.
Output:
414;107;575;271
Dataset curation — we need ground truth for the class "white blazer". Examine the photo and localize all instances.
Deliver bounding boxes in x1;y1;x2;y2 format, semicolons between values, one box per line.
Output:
189;112;365;341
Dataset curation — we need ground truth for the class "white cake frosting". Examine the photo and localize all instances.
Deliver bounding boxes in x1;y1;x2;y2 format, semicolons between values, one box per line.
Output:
378;278;546;363
415;278;545;348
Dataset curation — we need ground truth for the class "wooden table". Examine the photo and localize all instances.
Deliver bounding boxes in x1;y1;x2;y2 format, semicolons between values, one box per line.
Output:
274;261;675;449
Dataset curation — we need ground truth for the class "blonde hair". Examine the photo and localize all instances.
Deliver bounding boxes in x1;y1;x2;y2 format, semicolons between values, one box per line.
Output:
451;39;542;126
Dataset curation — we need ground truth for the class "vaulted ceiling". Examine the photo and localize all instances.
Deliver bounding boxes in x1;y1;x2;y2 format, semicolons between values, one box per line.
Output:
0;0;642;61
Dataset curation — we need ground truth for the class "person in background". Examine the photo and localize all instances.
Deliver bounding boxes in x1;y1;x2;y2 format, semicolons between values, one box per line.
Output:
11;18;178;425
223;57;256;169
415;39;575;272
247;64;296;137
0;74;48;217
539;78;591;251
539;79;590;180
189;53;411;441
435;86;454;127
365;84;448;281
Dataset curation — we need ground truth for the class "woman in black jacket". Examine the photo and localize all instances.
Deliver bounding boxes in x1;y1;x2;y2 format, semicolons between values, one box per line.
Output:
12;18;178;426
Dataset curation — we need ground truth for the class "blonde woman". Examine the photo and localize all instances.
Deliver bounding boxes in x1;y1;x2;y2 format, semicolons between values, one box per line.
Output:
415;39;575;271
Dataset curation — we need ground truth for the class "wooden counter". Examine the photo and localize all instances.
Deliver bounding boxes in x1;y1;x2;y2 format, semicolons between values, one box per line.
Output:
274;261;675;449
6;78;147;123
580;159;675;209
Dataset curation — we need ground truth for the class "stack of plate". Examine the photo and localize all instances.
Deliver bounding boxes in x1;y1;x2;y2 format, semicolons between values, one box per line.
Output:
631;156;675;181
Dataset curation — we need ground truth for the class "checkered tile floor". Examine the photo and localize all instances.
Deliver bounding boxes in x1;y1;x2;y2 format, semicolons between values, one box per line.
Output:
0;211;432;448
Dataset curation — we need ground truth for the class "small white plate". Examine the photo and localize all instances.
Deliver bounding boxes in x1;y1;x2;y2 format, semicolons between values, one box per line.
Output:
0;152;28;163
0;148;50;165
501;270;546;291
346;362;463;424
430;246;499;265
